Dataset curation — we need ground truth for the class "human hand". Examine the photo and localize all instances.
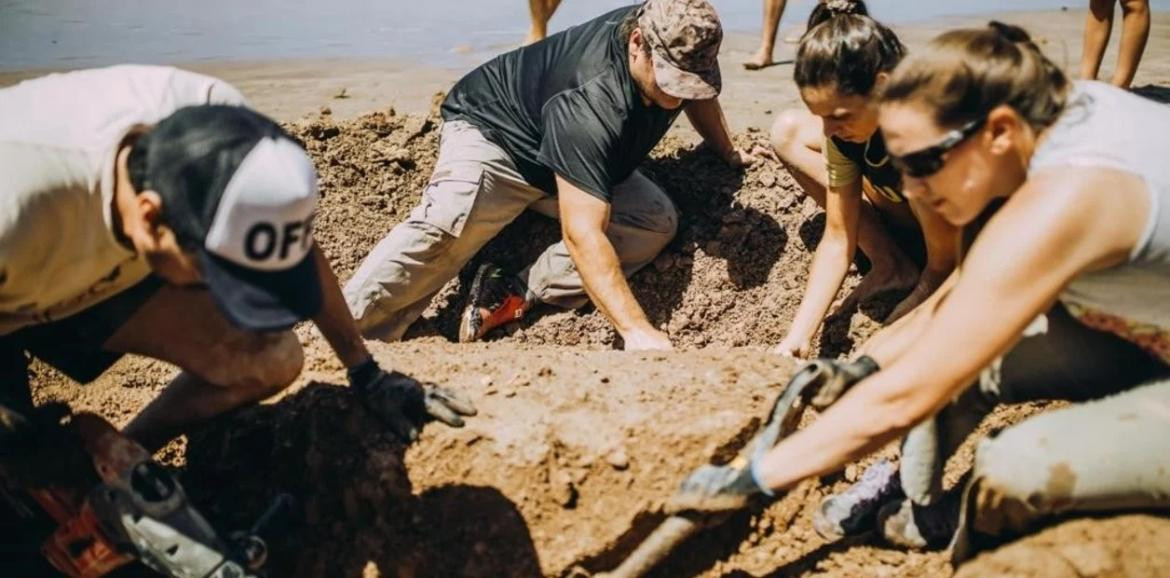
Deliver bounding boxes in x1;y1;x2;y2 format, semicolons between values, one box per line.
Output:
665;461;772;514
348;358;477;442
723;146;759;169
772;335;811;359
622;328;674;351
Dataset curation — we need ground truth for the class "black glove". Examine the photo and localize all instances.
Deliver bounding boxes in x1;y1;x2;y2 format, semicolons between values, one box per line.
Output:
802;355;880;410
0;403;90;488
348;358;477;443
665;460;772;515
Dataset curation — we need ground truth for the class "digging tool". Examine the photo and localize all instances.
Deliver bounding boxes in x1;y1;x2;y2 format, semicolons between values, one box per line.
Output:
0;403;294;578
596;356;879;578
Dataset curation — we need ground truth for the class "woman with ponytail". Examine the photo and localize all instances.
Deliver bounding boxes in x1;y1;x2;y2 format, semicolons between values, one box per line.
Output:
672;21;1170;563
769;0;957;358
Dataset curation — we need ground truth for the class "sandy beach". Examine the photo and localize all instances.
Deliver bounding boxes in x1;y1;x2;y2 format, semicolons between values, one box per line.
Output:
4;10;1169;127
5;5;1170;578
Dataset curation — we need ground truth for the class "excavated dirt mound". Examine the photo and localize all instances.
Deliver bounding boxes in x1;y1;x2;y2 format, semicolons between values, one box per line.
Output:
24;105;1170;578
289;98;888;355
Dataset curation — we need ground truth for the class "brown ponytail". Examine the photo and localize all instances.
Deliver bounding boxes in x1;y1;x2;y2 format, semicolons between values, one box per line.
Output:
794;0;905;96
881;22;1070;131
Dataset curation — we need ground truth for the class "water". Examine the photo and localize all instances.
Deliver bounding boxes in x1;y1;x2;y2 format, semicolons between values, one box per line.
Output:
2;0;1165;71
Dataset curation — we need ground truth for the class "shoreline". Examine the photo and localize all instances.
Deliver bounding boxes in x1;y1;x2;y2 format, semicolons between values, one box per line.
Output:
2;10;1168;126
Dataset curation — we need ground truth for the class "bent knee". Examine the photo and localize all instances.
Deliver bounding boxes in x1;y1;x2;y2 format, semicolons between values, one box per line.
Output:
969;435;1072;535
201;330;304;396
770;109;818;159
1119;0;1149;14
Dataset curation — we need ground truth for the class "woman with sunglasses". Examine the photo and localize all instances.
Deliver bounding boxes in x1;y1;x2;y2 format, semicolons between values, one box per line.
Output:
769;0;957;358
671;22;1170;561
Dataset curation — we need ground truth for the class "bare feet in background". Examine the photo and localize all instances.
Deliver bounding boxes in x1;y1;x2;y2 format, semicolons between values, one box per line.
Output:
744;0;789;70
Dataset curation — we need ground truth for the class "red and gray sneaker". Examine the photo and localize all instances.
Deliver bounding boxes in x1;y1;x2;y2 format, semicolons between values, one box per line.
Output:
459;263;532;343
813;459;904;540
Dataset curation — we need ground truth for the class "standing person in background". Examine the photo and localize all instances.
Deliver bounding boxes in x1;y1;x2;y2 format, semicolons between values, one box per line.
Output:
743;0;791;70
1080;0;1151;88
526;0;564;45
744;0;828;71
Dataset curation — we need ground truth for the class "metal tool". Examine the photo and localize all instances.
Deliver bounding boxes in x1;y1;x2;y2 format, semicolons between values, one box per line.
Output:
1;405;293;578
597;360;852;578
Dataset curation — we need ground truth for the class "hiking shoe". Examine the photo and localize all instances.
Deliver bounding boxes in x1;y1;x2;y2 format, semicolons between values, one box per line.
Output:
877;492;961;550
459;263;531;343
813;459;904;540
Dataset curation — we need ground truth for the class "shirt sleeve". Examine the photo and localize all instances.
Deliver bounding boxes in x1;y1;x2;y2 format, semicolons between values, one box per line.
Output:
536;91;618;202
167;68;249;108
824;137;861;189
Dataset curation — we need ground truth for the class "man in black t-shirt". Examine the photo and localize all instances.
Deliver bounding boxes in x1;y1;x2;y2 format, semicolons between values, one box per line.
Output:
344;0;752;351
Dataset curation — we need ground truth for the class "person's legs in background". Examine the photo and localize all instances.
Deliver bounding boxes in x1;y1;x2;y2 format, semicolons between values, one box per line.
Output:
525;0;564;45
1112;0;1151;87
1081;0;1150;88
744;0;788;70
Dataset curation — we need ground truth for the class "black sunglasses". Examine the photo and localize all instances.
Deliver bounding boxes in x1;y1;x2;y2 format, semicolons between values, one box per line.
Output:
889;117;986;178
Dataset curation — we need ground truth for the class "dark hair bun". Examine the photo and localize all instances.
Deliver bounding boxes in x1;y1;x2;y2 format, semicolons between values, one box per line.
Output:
988;20;1031;43
825;0;867;16
807;0;869;29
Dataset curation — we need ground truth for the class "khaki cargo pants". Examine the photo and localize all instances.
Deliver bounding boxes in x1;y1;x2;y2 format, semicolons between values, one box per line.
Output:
344;120;678;341
896;304;1170;560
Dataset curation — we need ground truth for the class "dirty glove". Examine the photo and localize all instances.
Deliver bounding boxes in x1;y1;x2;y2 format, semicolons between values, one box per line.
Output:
665;460;774;515
800;355;880;410
348;357;477;443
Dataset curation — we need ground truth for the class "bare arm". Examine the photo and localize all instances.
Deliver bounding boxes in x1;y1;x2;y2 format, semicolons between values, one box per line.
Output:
861;270;959;366
309;244;372;368
557;175;671;350
686;98;756;167
776;180;864;356
753;168;1149;491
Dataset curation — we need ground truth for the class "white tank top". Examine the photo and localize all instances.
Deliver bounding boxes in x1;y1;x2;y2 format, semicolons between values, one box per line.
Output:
1030;81;1170;363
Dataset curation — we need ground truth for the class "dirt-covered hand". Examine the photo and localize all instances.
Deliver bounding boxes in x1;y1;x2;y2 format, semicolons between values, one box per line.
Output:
665;462;770;514
803;355;880;410
348;358;476;442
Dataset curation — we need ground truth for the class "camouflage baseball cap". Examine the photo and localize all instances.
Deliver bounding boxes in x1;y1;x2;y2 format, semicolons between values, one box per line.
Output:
638;0;723;100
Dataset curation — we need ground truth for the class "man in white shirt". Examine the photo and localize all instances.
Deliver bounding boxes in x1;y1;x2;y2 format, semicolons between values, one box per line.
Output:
0;65;473;452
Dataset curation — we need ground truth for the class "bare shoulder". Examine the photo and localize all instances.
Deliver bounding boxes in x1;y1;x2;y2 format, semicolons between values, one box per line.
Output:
991;166;1151;270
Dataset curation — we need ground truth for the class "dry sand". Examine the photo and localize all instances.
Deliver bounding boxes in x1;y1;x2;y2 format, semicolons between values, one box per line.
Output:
7;8;1170;578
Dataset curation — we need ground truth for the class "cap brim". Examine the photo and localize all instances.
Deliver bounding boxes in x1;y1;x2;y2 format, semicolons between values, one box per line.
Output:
199;250;323;332
652;51;721;100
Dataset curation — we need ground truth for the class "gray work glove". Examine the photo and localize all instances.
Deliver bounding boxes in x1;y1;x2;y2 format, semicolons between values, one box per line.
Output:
665;460;774;515
348;358;477;443
802;355;880;410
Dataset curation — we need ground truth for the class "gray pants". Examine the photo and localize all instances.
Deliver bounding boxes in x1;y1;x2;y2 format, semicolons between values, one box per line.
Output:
897;304;1170;559
344;120;678;341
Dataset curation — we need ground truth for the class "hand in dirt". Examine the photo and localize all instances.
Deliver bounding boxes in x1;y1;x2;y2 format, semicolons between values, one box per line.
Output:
723;146;760;170
622;328;673;351
666;463;770;514
348;358;477;442
801;355;880;410
772;335;811;359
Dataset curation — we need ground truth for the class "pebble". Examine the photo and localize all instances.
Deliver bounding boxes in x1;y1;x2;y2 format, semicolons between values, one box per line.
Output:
606;448;630;470
845;463;859;482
